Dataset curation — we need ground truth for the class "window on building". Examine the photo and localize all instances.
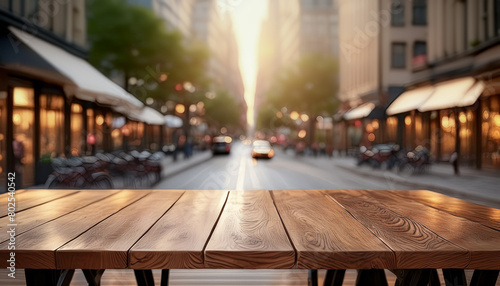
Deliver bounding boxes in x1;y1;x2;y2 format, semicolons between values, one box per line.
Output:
391;43;407;68
412;41;427;68
413;0;427;26
391;1;405;26
0;0;9;10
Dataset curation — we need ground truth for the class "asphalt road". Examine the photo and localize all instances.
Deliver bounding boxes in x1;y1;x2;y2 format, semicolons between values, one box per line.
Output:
155;141;414;191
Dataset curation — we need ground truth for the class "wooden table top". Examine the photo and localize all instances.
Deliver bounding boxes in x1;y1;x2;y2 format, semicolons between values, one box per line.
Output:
1;189;499;271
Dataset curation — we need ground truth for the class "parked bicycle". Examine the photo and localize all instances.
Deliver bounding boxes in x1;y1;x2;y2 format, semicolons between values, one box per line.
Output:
45;156;113;189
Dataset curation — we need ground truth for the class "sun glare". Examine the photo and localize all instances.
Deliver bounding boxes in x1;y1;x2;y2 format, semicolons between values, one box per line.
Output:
230;0;269;130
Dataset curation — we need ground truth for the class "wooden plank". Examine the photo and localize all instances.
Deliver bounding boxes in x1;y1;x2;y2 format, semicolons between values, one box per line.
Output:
325;190;470;269
205;191;295;269
362;190;500;270
391;190;500;231
0;190;151;269
130;190;228;269
56;190;184;269
271;190;395;269
0;189;78;218
0;190;118;243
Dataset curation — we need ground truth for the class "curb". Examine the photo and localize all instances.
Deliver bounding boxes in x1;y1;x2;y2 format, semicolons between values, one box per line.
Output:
336;164;500;207
157;153;214;181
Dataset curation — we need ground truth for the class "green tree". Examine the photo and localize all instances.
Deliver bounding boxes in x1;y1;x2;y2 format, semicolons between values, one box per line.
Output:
264;53;338;143
87;0;210;103
204;90;243;133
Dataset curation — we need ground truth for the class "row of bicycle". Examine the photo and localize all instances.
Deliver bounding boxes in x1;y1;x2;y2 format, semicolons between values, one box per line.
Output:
45;150;165;189
357;143;431;175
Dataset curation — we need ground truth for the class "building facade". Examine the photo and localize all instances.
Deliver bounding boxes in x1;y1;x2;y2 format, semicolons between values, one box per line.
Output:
338;0;500;170
0;0;163;191
255;0;301;114
300;0;339;57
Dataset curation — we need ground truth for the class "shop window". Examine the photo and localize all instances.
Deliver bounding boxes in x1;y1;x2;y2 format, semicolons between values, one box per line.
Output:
440;110;456;161
482;96;500;168
111;116;126;151
459;110;476;164
415;113;429;147
0;93;6;193
386;117;398;143
40;94;64;158
404;114;413;150
70;103;84;156
13;87;35;188
86;108;95;155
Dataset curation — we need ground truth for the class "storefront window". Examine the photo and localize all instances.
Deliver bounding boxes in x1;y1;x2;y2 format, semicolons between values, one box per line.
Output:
440;110;456;161
95;111;105;152
13;87;35;188
386;117;398;143
147;125;160;151
404;114;413;150
71;103;84;156
459;109;476;164
40;94;64;158
111;116;125;151
0;92;6;193
86;108;95;155
482;96;500;168
414;113;429;147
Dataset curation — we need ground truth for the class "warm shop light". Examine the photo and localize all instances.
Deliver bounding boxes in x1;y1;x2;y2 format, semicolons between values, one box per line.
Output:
175;104;185;114
298;129;307;138
368;133;376;142
459;112;467;124
290;111;300;121
96;115;105;126
494;114;500;127
405;115;412;126
372;119;379;129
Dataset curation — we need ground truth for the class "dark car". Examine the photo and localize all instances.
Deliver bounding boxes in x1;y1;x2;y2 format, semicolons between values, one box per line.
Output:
212;136;232;155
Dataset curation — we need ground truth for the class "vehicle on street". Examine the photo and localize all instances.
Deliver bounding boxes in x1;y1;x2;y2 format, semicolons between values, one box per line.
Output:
212;136;232;155
252;140;274;159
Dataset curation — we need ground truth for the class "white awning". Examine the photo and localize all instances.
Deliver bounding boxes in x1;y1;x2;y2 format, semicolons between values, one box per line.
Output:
458;80;485;107
117;106;165;125
386;86;434;115
9;26;143;110
343;102;375;120
418;77;479;112
165;115;183;128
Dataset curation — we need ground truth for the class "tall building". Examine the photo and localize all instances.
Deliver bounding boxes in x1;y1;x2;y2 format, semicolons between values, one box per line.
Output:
129;0;195;38
0;0;144;190
191;0;246;128
385;0;500;169
336;0;427;151
255;0;301;113
299;0;339;57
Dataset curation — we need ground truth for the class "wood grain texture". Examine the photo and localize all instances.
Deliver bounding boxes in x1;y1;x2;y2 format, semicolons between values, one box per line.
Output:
325;190;470;269
0;190;150;269
204;191;295;269
0;190;117;243
0;189;77;218
56;190;184;269
391;190;500;231
130;190;228;269
364;190;500;270
271;190;395;269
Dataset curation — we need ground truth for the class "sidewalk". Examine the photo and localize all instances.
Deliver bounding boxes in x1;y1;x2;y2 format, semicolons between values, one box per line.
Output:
285;150;500;208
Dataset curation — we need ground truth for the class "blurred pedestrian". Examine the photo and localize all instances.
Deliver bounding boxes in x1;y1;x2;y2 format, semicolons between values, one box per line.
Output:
450;151;459;175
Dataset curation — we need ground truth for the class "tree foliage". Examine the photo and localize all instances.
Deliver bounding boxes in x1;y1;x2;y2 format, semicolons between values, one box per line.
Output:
259;53;338;134
87;0;210;102
204;90;242;130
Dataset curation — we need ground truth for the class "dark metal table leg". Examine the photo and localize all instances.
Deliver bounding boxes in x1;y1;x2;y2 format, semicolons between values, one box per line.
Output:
392;269;430;286
308;269;318;286
25;269;61;286
134;270;155;286
428;269;441;286
469;270;500;286
323;270;346;286
442;269;467;286
160;269;170;286
57;269;75;286
356;269;388;286
82;269;105;286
